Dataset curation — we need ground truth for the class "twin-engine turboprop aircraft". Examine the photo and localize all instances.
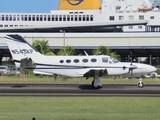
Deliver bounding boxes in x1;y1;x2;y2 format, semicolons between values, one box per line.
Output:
5;34;156;88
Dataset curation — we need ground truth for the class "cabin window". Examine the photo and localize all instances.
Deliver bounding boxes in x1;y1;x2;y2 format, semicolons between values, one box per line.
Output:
0;25;3;27
91;58;97;62
60;60;64;63
63;15;66;21
102;57;108;63
40;15;43;21
129;15;134;20
48;15;51;21
71;15;73;21
119;16;124;20
55;15;58;21
66;59;71;63
44;15;47;21
13;15;16;21
59;15;62;21
139;15;144;20
52;15;54;21
75;15;78;21
128;26;133;29
74;59;79;63
4;25;8;27
32;15;35;21
79;15;82;21
86;15;89;21
9;15;12;21
138;26;142;29
36;15;39;21
28;15;31;21
82;59;88;63
6;15;8;21
90;15;93;21
67;15;70;21
109;16;114;21
150;16;154;19
25;15;27;21
83;15;85;21
2;15;4;21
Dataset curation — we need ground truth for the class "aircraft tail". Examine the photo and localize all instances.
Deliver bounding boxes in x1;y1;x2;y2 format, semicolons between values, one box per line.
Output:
5;34;43;68
58;0;101;10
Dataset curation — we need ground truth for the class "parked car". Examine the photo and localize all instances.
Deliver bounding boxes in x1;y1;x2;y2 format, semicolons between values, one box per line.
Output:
9;67;20;75
0;66;10;76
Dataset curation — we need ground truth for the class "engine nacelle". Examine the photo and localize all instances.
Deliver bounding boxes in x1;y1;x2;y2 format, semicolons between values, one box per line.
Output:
20;57;36;68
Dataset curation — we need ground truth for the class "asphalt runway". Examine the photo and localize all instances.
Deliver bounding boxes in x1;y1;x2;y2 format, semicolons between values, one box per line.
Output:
0;84;160;96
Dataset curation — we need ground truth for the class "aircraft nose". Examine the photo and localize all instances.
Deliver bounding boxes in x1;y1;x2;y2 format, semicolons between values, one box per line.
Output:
149;65;157;72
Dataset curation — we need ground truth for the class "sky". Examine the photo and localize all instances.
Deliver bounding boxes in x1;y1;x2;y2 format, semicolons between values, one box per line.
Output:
0;0;153;13
0;0;103;13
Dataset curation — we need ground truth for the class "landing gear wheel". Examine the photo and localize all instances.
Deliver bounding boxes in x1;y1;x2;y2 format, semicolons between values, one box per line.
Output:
137;82;144;88
92;81;101;89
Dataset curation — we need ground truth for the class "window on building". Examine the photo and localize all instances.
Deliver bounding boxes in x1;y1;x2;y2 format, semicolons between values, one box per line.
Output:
36;15;39;21
90;15;93;21
138;26;142;29
40;15;43;21
63;15;66;21
139;15;144;20
109;16;114;21
129;15;134;20
150;16;154;19
128;26;133;29
32;15;35;21
119;16;124;20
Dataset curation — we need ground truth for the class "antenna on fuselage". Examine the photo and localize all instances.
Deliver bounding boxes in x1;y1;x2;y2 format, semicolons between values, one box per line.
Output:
84;51;89;56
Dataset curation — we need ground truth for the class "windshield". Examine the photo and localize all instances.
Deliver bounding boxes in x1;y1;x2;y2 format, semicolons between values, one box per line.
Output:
110;57;120;63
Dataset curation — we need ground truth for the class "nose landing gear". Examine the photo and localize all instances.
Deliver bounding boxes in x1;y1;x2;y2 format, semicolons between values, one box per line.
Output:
137;78;144;88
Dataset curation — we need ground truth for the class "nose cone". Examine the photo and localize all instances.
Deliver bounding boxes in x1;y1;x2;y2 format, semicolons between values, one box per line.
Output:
151;66;157;72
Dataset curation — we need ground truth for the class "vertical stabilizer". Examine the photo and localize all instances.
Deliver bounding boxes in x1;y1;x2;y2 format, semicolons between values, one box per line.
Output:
58;0;101;10
5;34;43;67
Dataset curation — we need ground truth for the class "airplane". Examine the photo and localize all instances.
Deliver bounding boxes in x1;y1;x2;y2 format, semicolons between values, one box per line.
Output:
5;34;156;89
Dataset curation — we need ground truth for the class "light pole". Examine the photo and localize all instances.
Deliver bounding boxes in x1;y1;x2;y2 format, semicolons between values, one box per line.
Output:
60;30;65;47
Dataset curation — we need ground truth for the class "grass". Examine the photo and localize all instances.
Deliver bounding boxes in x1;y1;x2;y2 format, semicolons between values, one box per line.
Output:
0;97;160;120
0;76;160;85
0;77;160;120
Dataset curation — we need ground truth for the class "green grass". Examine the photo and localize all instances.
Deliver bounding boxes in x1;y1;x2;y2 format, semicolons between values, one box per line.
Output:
0;76;160;85
0;97;160;120
0;77;160;120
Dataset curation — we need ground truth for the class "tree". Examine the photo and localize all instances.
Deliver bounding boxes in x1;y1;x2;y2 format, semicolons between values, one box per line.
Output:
92;46;121;60
32;40;55;55
57;46;75;55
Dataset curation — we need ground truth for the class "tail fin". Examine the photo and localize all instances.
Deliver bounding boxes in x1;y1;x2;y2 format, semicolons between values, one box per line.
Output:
5;34;43;67
58;0;101;10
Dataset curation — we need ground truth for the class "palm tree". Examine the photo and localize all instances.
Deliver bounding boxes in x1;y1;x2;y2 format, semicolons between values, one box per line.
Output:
57;46;75;55
32;40;55;56
92;46;121;60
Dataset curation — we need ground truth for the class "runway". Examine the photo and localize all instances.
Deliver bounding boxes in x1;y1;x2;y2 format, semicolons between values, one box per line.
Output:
0;84;160;96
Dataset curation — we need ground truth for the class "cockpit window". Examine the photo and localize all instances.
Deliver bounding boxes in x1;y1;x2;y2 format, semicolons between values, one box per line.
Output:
110;57;120;63
102;57;108;63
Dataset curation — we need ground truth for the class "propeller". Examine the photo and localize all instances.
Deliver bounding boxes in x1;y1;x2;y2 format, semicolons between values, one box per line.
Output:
130;52;133;78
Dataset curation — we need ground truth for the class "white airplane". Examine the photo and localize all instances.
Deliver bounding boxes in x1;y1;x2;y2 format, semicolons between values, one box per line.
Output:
5;34;156;88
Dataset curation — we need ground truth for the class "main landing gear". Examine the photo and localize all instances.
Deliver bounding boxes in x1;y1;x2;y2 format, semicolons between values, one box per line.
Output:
137;78;144;88
91;71;102;89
